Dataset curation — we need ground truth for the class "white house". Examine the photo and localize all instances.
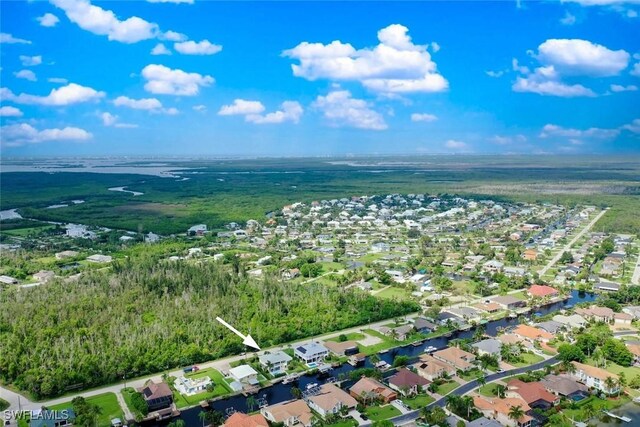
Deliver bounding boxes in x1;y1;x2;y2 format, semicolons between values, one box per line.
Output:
571;362;620;395
294;342;329;364
174;376;212;396
229;365;259;385
258;351;292;376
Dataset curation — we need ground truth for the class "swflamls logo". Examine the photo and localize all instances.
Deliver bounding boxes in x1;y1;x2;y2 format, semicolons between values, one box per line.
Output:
3;409;71;421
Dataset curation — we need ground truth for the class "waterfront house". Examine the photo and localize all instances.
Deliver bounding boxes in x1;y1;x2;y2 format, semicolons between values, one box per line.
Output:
222;412;269;427
571;361;620;395
261;400;313;427
30;409;76;427
575;306;614;323
472;339;502;359
491;295;526;310
323;340;359;356
432;346;476;371
387;368;430;396
506;379;559;409
541;374;588;398
229;365;259;385
306;383;357;419
473;395;532;427
294;342;329;364
414;354;456;381
527;285;558;299
552;314;587;329
512;324;554;344
258;351;292;376
350;377;397;403
137;380;173;411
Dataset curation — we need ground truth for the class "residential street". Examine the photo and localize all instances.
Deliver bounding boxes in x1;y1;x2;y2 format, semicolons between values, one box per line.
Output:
539;208;608;276
632;249;640;285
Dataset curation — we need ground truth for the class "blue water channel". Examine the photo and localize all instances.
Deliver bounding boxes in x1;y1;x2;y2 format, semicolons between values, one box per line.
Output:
147;290;597;426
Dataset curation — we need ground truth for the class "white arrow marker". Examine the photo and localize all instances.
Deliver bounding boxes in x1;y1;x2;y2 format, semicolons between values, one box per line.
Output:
216;316;261;350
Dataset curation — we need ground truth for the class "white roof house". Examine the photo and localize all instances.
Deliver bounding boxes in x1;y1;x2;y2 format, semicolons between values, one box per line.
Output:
229;365;259;384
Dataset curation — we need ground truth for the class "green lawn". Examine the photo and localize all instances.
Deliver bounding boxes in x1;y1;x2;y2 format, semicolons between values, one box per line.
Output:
511;352;545;367
364;404;402;421
375;286;413;301
459;368;484;381
562;395;631;422
359;329;400;355
478;383;501;397
325;419;358;427
326;332;366;342
122;387;146;419
49;392;122;427
0;397;9;411
436;381;459;396
403;394;435;410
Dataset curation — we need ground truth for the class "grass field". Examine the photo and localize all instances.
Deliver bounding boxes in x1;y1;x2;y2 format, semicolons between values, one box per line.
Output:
172;368;233;408
478;383;501;397
2;156;639;235
363;404;402;421
584;358;640;379
375;286;414;301
49;392;122;427
435;381;459;396
326;332;366;342
511;353;545;367
403;394;435;409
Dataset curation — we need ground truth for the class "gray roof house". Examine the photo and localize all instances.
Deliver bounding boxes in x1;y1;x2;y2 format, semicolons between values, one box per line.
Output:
259;351;292;375
472;338;502;358
294;342;329;364
536;320;564;334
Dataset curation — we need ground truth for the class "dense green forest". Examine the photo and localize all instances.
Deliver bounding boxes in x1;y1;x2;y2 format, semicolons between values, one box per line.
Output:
2;156;639;234
0;258;418;399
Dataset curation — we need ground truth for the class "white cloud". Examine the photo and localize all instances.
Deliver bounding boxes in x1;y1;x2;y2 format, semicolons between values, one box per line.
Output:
48;77;69;84
444;139;468;150
539;123;620;139
560;11;577;25
631;63;640;76
193;104;206;112
159;31;187;42
0;33;31;44
537;39;629;77
20;55;42;67
430;42;441;53
1;123;92;146
114;95;162;110
51;0;159;43
622;118;640;133
14;70;37;82
490;134;527;145
610;83;638;92
565;0;640;4
174;40;222;55
0;106;23;117
512;39;630;97
1;83;105;105
100;112;138;128
151;43;172;55
141;64;214;96
246;101;303;124
283;24;448;94
147;0;194;3
312;90;387;130
37;13;60;27
218;99;265;116
164;107;179;115
486;70;506;78
411;113;437;122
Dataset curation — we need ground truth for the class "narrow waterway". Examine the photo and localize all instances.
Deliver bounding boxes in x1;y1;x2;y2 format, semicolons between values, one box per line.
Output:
146;290;597;426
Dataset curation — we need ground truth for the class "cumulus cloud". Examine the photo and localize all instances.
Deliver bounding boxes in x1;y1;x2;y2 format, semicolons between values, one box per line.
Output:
246;101;303;124
151;43;172;55
610;84;638;92
20;55;42;67
560;11;577;25
141;64;214;96
218;99;265;116
511;38;629;97
159;30;187;42
539;123;620;139
622;118;640;133
48;77;69;84
490;134;527;145
1;83;105;105
486;70;506;78
0;33;31;44
312;90;387;130
113;95;177;114
193;104;207;112
101;112;138;128
0;106;23;117
411;113;437;122
1;123;92;146
50;0;159;43
37;13;60;27
631;63;640;76
444;139;468;150
283;24;448;94
174;40;222;55
14;70;37;82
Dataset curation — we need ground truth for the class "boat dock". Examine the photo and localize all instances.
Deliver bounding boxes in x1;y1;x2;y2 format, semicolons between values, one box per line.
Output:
603;410;632;422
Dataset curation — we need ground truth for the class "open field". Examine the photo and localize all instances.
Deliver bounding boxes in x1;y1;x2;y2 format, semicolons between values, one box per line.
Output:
49;392;122;427
2;156;639;235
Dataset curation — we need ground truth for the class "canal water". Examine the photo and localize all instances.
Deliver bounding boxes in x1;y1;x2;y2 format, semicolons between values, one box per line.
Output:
147;290;597;426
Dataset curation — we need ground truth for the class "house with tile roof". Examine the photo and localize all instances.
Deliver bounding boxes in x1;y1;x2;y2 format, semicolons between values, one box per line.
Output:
350;377;397;403
260;399;313;427
222;412;269;427
527;285;558;298
506;379;559;410
575;306;614;323
306;383;357;419
414;354;456;381
387;368;430;396
571;361;620;395
512;324;553;344
137;380;173;411
473;395;533;427
541;374;588;398
432;346;476;371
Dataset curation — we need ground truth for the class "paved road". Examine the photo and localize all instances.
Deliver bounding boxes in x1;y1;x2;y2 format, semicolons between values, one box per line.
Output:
380;356;560;426
1;313;420;412
539;209;608;276
632;249;640;286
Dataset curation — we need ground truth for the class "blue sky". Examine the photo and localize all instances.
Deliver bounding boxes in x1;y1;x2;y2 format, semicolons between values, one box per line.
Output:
1;0;639;156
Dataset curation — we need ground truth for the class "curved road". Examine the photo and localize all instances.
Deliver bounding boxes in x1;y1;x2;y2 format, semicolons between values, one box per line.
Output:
383;356;560;426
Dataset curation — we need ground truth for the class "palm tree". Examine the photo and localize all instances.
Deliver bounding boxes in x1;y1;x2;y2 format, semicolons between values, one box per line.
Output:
604;376;617;396
290;387;302;399
508;405;525;424
476;375;486;389
582;403;595;421
495;384;506;398
246;395;257;412
198;410;207;427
